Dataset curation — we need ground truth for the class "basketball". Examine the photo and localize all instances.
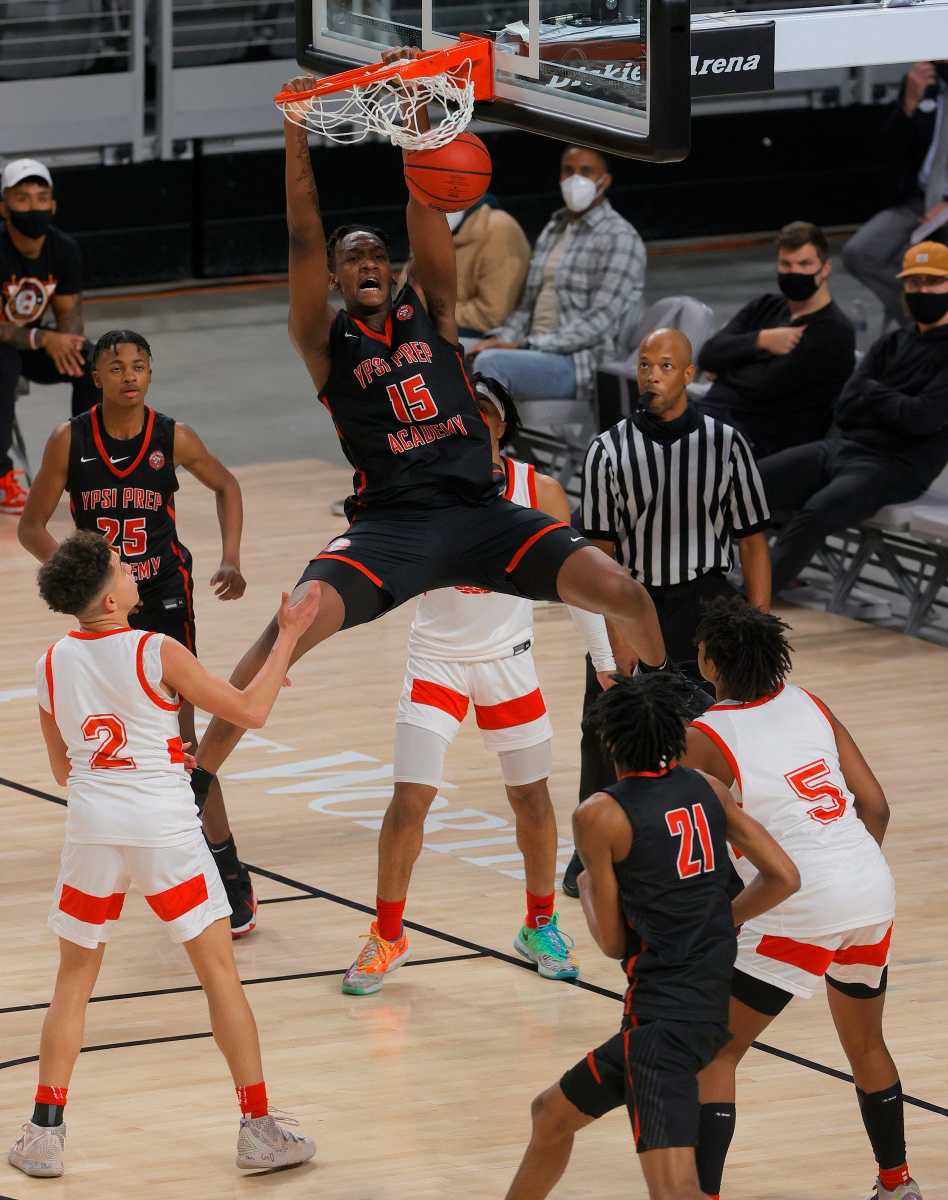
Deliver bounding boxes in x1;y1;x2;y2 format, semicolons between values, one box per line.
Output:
404;131;492;212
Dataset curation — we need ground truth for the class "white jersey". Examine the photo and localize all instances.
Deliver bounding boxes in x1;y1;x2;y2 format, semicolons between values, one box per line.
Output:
37;627;200;847
692;684;895;938
409;458;537;663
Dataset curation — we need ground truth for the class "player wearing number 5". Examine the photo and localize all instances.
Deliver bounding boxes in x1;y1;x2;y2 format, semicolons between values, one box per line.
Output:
17;330;258;938
684;598;921;1200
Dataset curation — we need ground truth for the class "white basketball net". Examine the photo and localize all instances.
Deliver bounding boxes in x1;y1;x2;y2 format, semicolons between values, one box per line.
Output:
278;60;475;151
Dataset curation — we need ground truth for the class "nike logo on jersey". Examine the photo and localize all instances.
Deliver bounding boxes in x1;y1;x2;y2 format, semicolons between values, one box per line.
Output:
80;455;129;464
344;332;359;339
570;536;583;543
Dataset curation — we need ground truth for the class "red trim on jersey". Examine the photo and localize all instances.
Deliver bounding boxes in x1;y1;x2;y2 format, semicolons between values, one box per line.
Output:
800;688;834;730
59;884;126;925
707;684;786;712
135;631;180;711
585;1050;602;1085
832;924;892;968
44;644;56;719
623;1025;641;1146
505;521;568;574
90;405;156;480
166;503;176;521
169;541;195;652
619;763;676;778
455;350;478;403
474;687;546;731
145;873;209;922
756;934;835;976
690;721;743;794
352;314;392;347
315;552;383;588
527;464;539;509
410;678;470;723
502;456;516;501
355;469;367;496
68;627;132;640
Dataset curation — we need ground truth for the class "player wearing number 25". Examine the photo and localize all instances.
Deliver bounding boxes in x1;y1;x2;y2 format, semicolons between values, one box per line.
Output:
17;329;252;928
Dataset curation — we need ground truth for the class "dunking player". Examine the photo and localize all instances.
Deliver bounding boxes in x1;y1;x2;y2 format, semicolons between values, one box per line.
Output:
8;532;315;1177
503;673;798;1200
341;374;618;995
189;71;667;868
684;597;923;1200
17;330;257;936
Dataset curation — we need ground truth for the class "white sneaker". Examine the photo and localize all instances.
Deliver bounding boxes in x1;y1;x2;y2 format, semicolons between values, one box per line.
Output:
867;1178;923;1200
236;1111;315;1170
8;1120;65;1177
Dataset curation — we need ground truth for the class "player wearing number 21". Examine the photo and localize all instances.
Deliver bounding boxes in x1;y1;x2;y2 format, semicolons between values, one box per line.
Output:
17;330;259;938
684;597;922;1200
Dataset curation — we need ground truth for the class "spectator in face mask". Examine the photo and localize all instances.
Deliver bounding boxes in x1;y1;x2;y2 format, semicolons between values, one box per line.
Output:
760;240;948;596
445;198;530;344
695;221;855;457
470;146;645;406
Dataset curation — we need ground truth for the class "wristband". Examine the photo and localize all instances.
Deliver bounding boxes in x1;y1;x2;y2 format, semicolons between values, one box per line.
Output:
634;658;668;675
28;327;40;350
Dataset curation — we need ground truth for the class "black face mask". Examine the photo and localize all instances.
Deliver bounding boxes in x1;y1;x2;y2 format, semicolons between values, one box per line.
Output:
6;208;53;239
905;289;948;325
777;269;822;302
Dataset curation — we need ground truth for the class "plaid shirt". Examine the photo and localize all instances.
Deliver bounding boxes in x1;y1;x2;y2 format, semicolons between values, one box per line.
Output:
491;199;646;402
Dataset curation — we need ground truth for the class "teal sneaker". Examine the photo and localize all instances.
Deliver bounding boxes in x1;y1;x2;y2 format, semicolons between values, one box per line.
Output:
514;913;580;981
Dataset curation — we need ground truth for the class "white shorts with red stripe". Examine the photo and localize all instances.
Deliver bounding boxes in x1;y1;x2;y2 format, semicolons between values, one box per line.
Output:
735;919;894;1000
396;651;552;756
48;831;231;949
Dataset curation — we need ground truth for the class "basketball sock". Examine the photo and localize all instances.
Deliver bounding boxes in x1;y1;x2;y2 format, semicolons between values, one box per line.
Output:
525;890;556;929
236;1081;268;1120
856;1082;909;1182
32;1085;67;1128
190;765;215;815
376;896;406;942
210;834;241;880
695;1102;736;1196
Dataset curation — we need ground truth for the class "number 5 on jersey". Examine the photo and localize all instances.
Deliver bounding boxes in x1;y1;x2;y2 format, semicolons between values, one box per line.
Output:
666;803;717;879
386;373;438;422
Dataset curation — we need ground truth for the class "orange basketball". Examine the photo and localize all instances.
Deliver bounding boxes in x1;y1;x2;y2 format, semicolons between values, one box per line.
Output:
404;132;492;212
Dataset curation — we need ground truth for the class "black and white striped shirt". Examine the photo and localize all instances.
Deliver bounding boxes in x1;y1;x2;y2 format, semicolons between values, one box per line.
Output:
580;408;769;587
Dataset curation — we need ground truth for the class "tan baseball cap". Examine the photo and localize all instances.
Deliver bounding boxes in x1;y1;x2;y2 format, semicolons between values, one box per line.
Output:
898;241;948;278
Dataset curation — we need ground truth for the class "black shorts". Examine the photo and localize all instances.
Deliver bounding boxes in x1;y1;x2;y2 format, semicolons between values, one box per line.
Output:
129;572;196;653
559;1019;730;1153
299;498;589;629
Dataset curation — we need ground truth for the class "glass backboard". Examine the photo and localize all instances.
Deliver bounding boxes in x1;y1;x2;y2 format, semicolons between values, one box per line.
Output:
296;0;691;162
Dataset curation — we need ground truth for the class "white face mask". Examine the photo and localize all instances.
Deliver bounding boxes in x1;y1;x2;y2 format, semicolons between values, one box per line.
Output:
560;174;600;213
446;209;467;232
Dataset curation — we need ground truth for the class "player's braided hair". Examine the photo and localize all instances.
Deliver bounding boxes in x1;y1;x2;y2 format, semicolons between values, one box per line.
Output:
588;672;704;775
38;531;115;616
695;595;793;702
93;329;152;362
326;224;392;271
473;373;521;448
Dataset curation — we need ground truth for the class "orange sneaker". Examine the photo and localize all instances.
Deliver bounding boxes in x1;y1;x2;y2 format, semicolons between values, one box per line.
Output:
0;468;28;515
341;920;410;995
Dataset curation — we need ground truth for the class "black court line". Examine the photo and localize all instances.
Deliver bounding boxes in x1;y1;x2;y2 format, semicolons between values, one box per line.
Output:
257;893;323;906
1;1031;213;1073
3;777;946;1118
0;952;486;1017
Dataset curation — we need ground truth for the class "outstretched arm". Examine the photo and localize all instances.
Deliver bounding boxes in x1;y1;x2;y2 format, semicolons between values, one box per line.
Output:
282;88;335;389
174;423;245;600
17;423;71;562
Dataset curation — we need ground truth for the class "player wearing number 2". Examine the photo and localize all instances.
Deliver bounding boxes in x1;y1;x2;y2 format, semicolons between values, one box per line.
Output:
17;329;259;938
684;597;922;1200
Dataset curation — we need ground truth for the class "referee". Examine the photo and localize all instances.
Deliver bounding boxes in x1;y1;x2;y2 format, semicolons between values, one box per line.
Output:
562;328;771;896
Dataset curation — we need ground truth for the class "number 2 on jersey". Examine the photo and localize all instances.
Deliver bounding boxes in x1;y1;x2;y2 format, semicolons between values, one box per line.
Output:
82;713;136;770
665;804;716;878
386;373;439;422
785;758;846;824
96;516;147;557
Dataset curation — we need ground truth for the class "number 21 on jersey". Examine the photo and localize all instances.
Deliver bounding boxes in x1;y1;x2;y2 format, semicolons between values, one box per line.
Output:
666;803;716;879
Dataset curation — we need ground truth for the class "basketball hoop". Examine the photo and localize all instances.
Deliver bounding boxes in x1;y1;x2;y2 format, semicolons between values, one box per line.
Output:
274;36;494;151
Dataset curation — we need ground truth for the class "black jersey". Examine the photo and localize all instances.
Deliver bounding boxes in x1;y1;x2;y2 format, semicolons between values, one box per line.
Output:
320;285;494;514
67;405;191;595
607;765;736;1024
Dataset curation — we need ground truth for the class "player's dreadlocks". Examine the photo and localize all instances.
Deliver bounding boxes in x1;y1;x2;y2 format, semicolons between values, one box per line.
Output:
93;329;152;362
38;531;115;616
588;672;705;775
326;224;392;271
695;595;793;702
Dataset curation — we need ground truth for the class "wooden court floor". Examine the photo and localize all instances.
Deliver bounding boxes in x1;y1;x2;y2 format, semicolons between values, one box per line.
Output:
1;459;946;1199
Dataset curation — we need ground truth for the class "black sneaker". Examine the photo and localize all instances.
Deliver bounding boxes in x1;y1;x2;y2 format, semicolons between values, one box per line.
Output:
561;852;582;899
224;864;257;938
